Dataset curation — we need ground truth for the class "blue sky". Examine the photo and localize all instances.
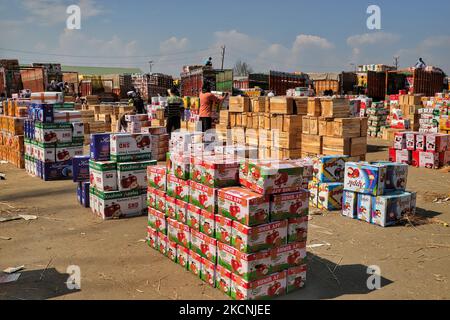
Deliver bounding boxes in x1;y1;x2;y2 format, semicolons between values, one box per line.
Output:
1;0;449;76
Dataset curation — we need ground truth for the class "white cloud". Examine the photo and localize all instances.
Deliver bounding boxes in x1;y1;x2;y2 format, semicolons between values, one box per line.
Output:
347;32;400;47
160;37;190;54
346;32;401;65
214;30;337;72
18;0;103;25
293;35;334;51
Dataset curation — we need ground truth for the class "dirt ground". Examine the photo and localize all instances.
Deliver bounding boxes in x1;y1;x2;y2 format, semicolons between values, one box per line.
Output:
0;138;449;300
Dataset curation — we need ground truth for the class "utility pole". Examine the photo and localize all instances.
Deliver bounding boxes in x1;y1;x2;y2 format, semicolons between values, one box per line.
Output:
394;56;400;70
148;60;154;74
221;45;226;70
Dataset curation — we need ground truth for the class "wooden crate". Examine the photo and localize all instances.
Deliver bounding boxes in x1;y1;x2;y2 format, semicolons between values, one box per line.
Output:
307;98;321;116
293;97;308;115
301;134;322;154
272;131;302;149
270;114;284;131
321;98;350;118
252;97;269;113
229;96;250;112
360;117;368;137
333;118;361;138
318;118;334;137
219;110;230;125
271;148;302;160
235;113;242;127
283;115;302;133
308;117;319;135
302;116;310;134
322;137;351;155
350;137;367;156
246;129;259;146
259;114;266;129
269;97;294;114
231;127;246;145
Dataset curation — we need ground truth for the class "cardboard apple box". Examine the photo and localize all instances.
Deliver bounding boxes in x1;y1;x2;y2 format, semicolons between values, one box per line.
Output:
218;187;270;226
230;271;287;300
231;220;288;253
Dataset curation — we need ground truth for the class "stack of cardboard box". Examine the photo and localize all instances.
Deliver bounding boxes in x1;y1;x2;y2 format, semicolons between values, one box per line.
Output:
23;92;85;180
301;97;368;161
217;96;306;159
0;99;28;168
146;130;312;300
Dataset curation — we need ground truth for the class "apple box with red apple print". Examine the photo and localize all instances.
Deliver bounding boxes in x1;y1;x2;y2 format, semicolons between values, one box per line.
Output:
287;265;307;293
190;229;217;264
118;160;156;192
191;155;240;188
175;199;188;224
231;220;288;253
110;133;152;163
343;162;387;196
170;153;191;180
95;189;144;220
200;209;215;237
270;242;307;272
215;265;232;296
287;216;308;243
187;203;201;231
150;208;167;234
188;250;203;278
146;226;159;250
89;160;118;192
239;160;304;195
218;187;270;226
270;190;309;221
55;141;84;163
214;215;232;245
167;174;190;202
165;195;177;219
217;242;239;272
200;257;216;287
158;232;168;256
167;218;190;249
176;244;189;270
233;250;272;282
189;180;217;214
147;165;167;191
152;188;167;213
230;271;287;300
146;188;156;208
167;240;178;263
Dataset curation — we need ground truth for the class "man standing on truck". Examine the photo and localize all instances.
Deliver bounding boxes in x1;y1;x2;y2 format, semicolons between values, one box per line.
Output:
199;84;227;132
166;87;184;135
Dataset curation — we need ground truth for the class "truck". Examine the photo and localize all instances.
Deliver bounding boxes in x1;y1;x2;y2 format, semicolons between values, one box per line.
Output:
180;66;217;97
268;71;309;95
366;68;445;101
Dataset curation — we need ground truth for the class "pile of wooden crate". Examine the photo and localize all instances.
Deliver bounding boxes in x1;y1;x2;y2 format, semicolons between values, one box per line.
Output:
81;104;134;144
301;97;368;161
216;96;306;159
398;94;422;131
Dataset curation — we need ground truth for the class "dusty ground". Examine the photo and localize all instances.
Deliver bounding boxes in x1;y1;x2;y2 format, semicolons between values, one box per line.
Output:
0;138;449;300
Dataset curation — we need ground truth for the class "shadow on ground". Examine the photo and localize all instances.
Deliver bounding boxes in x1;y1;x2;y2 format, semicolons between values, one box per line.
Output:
283;253;393;300
367;144;389;153
0;268;80;300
